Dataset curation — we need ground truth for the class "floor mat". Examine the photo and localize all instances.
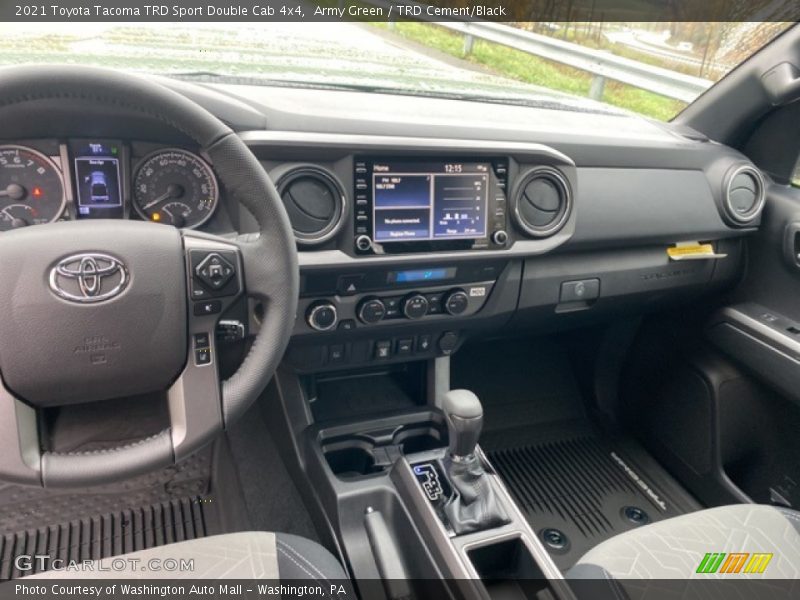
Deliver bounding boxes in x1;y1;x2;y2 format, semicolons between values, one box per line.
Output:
0;495;215;579
227;402;320;543
0;448;212;534
485;426;692;570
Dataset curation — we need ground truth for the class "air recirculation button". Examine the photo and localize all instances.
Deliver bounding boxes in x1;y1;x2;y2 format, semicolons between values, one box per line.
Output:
513;167;571;238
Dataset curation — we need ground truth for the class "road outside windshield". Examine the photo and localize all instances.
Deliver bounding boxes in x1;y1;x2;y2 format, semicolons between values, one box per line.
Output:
0;20;792;120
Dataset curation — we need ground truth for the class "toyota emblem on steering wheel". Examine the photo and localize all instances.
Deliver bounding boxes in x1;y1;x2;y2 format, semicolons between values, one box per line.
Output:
49;253;129;303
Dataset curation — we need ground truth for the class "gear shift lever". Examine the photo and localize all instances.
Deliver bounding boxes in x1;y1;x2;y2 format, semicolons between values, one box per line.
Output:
440;389;509;534
442;389;483;459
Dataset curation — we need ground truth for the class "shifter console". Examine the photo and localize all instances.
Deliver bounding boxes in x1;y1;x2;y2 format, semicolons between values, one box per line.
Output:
409;389;510;535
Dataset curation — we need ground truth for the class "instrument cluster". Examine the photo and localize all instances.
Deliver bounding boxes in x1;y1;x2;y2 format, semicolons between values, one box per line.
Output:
0;139;219;232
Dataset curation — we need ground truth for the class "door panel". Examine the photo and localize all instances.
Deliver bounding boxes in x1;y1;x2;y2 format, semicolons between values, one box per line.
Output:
705;183;800;508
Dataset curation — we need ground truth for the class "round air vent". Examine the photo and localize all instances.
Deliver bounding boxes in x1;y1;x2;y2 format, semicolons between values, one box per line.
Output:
724;165;765;225
513;167;572;238
277;167;346;245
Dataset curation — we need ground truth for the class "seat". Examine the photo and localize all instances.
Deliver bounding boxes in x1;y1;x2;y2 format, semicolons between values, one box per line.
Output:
568;504;800;581
25;532;348;582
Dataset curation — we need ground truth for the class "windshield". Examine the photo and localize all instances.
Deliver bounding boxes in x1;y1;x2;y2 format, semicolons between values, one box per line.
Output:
0;20;792;120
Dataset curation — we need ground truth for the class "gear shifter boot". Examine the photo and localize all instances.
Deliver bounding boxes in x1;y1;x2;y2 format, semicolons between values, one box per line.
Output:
440;389;509;535
444;454;510;534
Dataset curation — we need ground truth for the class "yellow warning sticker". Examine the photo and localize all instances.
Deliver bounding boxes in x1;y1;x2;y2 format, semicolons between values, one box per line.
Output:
667;242;727;261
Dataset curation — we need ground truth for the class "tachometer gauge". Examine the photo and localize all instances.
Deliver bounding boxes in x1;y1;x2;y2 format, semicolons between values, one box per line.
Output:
133;148;219;229
0;145;65;231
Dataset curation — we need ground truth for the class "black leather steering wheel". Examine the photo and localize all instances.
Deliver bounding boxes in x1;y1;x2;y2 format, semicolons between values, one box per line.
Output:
0;66;298;487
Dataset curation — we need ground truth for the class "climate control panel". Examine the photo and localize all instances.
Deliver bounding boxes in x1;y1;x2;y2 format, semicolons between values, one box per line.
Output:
298;282;494;335
355;287;472;326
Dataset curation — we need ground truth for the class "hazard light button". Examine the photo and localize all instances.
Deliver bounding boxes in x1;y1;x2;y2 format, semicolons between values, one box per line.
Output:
338;274;364;295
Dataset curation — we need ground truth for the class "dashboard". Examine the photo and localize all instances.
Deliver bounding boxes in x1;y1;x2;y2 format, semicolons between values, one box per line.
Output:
0;79;772;376
0;139;220;232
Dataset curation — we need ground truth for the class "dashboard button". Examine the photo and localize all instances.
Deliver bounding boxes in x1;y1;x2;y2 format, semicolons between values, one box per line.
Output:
402;294;429;320
329;344;345;363
425;292;443;314
355;235;373;252
397;338;414;355
374;340;392;359
307;302;338;331
444;289;469;316
358;297;386;324
338;274;364;295
338;319;356;331
384;296;402;318
560;279;600;303
416;335;432;352
492;230;509;245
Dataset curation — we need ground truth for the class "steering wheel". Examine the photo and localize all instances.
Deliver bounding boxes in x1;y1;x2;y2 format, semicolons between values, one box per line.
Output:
0;66;298;487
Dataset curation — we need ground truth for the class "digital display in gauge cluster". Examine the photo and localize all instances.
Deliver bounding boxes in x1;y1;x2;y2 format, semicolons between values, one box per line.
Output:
72;141;124;219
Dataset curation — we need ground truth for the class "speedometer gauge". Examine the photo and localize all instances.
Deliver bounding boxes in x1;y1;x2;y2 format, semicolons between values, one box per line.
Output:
133;148;218;229
0;145;65;231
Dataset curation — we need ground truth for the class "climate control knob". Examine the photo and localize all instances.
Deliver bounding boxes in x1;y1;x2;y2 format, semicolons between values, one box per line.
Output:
444;289;469;316
402;293;429;320
358;297;386;324
306;301;338;331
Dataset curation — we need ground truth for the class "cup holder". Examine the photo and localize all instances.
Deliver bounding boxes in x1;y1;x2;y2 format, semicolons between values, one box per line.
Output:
324;444;382;479
397;428;444;455
321;419;445;479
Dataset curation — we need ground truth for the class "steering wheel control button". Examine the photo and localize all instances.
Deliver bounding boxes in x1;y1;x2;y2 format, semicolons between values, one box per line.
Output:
560;278;600;303
374;340;392;359
194;348;212;366
190;250;239;298
194;300;222;316
358;297;386;324
402;294;429;320
438;331;459;355
193;332;211;349
216;320;246;343
195;253;234;290
444;289;470;316
307;302;338;332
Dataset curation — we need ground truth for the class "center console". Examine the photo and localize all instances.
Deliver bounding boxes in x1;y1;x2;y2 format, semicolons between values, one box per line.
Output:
268;357;573;600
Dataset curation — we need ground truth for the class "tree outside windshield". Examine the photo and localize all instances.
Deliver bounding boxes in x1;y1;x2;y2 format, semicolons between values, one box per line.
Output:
0;20;791;120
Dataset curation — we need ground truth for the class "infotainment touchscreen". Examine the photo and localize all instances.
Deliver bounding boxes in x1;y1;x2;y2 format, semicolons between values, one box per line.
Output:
372;160;489;243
